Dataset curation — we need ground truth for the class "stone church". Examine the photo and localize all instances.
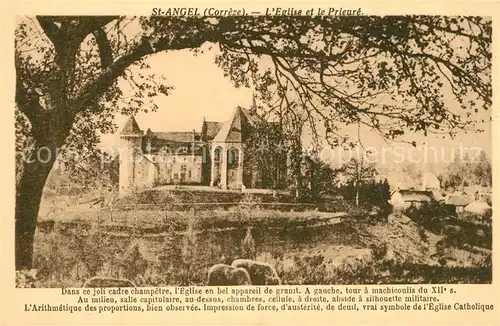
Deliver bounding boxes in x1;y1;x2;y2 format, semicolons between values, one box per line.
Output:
118;106;286;195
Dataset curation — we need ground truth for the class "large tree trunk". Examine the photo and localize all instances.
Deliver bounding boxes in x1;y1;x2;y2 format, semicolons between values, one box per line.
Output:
15;144;56;270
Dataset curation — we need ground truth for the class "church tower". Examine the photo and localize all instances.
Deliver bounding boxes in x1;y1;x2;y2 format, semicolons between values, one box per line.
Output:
119;116;143;195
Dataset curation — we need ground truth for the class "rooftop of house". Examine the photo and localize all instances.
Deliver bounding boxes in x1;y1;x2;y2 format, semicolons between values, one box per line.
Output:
148;131;199;143
445;194;475;207
212;107;256;143
120;105;275;151
464;200;492;214
396;189;436;202
203;121;224;140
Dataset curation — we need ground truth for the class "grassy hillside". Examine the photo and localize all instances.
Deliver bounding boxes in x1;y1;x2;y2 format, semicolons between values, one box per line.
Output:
25;189;490;288
27;208;491;288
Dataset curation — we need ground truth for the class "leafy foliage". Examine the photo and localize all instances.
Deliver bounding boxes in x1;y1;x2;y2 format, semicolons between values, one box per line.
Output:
15;16;492;163
339;150;378;184
243;107;288;189
336;179;391;209
30;212;491;287
214;16;491;146
439;150;492;189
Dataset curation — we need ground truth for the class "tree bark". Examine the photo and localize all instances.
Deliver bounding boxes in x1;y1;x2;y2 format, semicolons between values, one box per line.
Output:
15;144;56;270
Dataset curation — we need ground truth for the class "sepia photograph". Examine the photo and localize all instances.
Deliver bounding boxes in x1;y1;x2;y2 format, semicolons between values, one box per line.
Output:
14;15;492;288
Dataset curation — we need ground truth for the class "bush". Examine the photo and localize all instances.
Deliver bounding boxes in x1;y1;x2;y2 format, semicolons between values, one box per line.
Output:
120;243;147;281
238;193;262;211
405;203;461;236
370;243;388;261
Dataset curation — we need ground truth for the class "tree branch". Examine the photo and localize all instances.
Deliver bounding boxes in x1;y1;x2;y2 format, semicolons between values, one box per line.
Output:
93;27;114;69
15;65;43;125
35;16;60;46
72;27;216;112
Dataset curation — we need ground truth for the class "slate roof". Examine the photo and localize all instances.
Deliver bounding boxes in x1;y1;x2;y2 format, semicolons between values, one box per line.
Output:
120;107;264;155
213;107;254;143
203;121;223;140
120;116;142;135
143;130;204;155
150;131;197;143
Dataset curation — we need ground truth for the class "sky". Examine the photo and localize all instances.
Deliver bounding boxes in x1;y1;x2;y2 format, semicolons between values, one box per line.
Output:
100;45;255;149
99;45;492;170
16;16;492;170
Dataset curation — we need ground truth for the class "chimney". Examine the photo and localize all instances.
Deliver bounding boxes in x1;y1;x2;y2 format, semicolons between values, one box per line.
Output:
201;117;207;142
192;129;196;141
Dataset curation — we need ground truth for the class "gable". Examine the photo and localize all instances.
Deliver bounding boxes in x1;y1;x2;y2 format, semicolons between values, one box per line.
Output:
203;121;223;140
213;107;254;143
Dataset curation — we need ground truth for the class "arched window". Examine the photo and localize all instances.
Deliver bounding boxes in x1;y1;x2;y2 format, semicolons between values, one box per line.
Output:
213;147;223;163
227;148;239;168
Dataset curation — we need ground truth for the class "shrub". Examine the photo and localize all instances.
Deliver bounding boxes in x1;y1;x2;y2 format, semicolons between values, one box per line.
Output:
120;242;147;281
239;193;262;211
370;242;388;261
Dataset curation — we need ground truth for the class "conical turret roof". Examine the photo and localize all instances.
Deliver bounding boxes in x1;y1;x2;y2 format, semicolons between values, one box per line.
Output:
120;116;142;135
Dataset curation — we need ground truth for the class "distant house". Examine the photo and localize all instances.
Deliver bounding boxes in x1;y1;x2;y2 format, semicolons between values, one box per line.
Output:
383;171;441;194
430;189;446;202
445;194;475;213
383;172;415;191
464;185;491;195
464;200;492;216
389;189;437;210
421;172;440;190
463;185;492;203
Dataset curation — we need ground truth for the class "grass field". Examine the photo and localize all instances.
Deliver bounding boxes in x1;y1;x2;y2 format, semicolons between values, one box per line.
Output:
19;190;492;288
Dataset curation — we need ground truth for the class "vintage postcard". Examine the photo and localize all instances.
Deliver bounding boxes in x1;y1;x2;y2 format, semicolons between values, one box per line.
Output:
1;0;499;325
